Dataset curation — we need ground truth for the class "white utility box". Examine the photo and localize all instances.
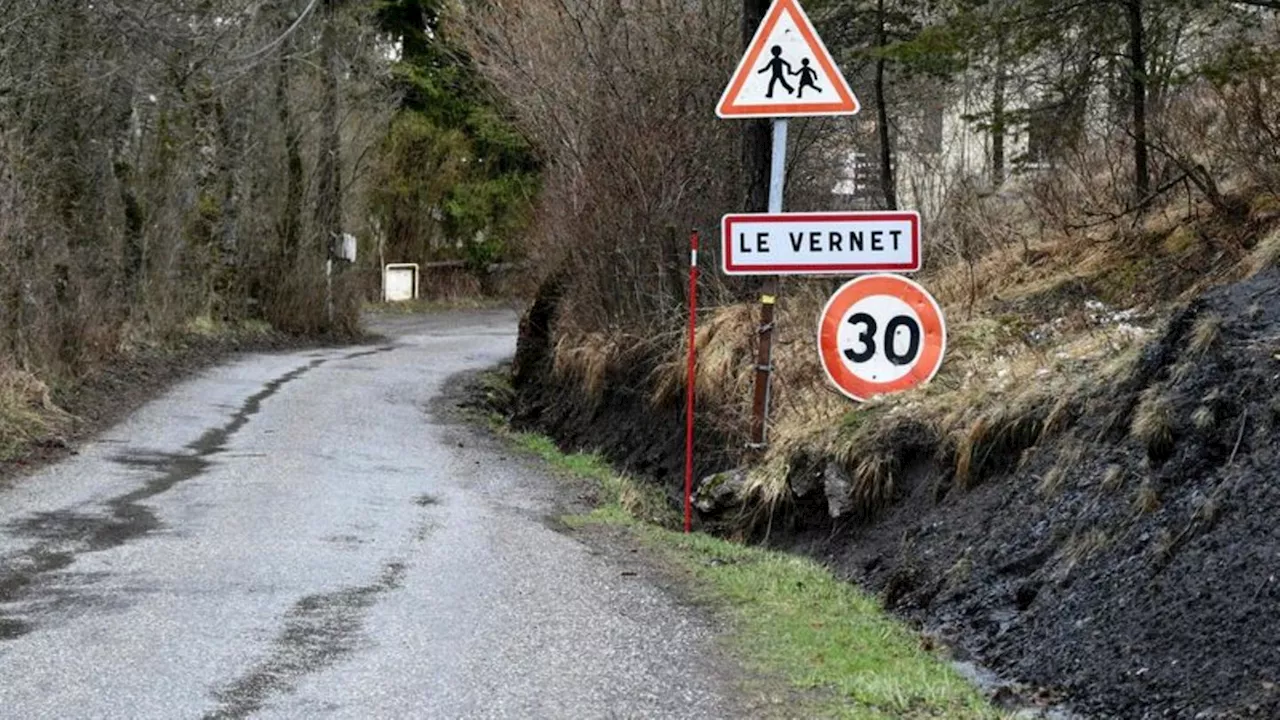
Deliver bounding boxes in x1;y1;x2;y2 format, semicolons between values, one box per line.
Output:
383;263;420;302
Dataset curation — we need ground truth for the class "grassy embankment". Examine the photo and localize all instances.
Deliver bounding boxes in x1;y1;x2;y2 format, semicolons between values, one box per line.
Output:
476;389;998;719
584;196;1280;522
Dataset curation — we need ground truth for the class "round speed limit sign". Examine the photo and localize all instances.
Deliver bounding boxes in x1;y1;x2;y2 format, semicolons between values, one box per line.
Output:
817;274;947;402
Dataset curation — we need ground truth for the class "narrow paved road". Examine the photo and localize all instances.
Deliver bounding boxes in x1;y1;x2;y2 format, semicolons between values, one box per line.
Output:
0;312;737;719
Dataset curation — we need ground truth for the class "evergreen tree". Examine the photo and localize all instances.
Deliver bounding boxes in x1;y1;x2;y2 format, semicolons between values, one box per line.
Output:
374;0;540;270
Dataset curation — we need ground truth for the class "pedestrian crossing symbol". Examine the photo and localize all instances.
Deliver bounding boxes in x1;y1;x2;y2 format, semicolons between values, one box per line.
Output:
717;0;860;119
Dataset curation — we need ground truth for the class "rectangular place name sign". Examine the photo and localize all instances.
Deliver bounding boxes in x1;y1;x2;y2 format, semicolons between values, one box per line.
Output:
721;212;921;275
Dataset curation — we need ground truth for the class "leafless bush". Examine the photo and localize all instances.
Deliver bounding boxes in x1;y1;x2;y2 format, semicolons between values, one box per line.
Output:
460;0;755;336
1166;71;1280;202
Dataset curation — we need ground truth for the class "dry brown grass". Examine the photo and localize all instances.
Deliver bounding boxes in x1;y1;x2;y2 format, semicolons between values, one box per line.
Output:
829;427;922;514
1038;442;1084;498
942;549;974;591
650;303;758;409
1057;529;1111;578
0;366;72;461
1192;404;1217;432
1040;394;1081;443
1135;478;1162;514
1038;464;1067;498
554;330;669;403
742;404;938;518
534;179;1275;522
549;201;1194;517
552;332;620;401
954;394;1055;490
1189;313;1223;356
1153;527;1178;560
1248;228;1280;276
1101;464;1126;492
1168;360;1196;385
1195;494;1222;525
1161;226;1200;256
1131;387;1176;460
732;262;1145;508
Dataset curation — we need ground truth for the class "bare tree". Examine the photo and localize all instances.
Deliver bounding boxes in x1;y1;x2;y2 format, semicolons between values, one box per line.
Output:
743;0;771;213
0;0;395;376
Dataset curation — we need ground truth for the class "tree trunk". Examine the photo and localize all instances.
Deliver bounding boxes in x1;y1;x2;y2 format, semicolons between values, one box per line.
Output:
276;34;303;265
215;97;243;320
874;0;897;210
317;0;345;327
316;0;343;259
743;0;770;213
112;80;145;303
1127;0;1150;201
991;45;1007;187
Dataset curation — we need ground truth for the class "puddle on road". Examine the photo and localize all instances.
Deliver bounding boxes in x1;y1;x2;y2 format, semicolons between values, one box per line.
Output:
187;359;326;457
203;561;407;720
337;346;399;363
0;351;404;641
0;549;74;602
0;616;32;640
321;534;367;548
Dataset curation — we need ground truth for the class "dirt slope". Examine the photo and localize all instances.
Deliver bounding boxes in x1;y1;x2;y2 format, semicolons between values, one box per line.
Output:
513;268;1280;719
510;279;738;495
788;269;1280;718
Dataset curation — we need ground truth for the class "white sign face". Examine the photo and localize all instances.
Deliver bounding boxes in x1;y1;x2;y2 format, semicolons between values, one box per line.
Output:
340;233;357;262
836;294;922;385
384;264;419;302
817;274;947;402
721;212;921;275
717;0;859;118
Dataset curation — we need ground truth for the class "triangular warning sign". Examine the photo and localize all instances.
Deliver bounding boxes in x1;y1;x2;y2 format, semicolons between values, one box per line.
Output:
717;0;859;119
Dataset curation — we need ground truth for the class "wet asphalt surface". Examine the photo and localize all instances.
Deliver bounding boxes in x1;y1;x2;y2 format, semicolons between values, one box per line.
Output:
0;311;737;719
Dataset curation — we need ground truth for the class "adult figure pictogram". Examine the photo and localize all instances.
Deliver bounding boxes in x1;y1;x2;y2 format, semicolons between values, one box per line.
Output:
794;58;822;98
757;46;795;98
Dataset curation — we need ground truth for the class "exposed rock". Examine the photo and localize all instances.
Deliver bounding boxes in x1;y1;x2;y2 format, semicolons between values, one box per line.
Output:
823;461;854;518
789;465;821;499
693;469;747;514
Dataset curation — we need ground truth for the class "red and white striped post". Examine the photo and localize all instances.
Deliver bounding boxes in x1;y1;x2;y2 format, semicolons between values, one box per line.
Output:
684;229;700;534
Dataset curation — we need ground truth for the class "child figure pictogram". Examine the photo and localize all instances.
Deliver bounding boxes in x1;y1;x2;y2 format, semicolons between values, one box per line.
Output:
757;46;795;98
794;58;823;98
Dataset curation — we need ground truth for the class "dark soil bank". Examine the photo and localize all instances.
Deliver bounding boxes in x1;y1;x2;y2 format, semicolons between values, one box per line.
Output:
808;271;1280;720
511;271;1280;719
508;277;738;497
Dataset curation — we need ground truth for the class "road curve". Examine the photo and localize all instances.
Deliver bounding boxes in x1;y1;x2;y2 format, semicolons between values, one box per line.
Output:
0;311;738;719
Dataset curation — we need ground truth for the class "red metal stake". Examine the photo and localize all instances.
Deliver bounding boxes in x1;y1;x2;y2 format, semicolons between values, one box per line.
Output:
684;230;700;534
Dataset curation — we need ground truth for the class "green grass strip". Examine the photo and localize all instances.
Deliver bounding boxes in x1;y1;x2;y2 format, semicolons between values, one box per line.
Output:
503;426;1000;718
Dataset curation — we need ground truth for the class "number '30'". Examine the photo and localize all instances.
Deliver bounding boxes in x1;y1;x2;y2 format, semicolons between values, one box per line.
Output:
843;313;922;366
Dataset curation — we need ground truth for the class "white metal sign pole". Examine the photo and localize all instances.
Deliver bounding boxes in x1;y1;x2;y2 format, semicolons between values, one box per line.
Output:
722;0;864;444
769;120;788;213
749;118;789;449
